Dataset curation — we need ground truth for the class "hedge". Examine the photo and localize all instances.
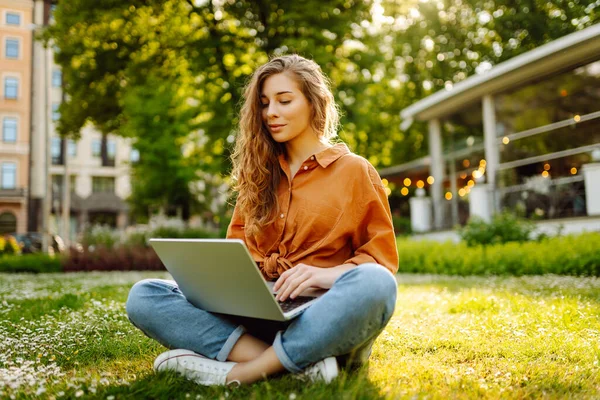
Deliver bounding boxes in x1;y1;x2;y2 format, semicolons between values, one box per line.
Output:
0;254;62;273
1;232;599;276
397;232;600;276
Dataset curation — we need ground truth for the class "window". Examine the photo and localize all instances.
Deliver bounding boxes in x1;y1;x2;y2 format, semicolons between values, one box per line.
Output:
92;176;115;193
107;140;116;159
0;212;16;234
1;163;16;189
2;118;17;143
6;13;20;26
4;77;17;99
67;139;77;157
52;174;76;195
52;70;62;87
5;39;18;59
51;174;62;196
52;103;60;121
91;139;101;157
130;148;140;163
51;137;62;165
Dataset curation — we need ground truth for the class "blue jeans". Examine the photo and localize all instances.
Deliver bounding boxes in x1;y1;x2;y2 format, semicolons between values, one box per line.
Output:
126;263;397;373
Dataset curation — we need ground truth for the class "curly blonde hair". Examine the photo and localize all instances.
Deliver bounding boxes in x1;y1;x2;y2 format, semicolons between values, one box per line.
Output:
231;55;340;237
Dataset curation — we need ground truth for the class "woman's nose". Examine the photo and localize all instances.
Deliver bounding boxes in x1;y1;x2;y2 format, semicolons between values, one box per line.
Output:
266;103;278;118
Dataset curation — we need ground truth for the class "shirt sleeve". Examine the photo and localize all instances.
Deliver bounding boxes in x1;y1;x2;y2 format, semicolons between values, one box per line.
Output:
226;204;246;242
343;164;399;274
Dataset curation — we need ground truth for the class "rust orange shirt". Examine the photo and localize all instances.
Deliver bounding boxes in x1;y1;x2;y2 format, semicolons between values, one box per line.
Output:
227;143;399;279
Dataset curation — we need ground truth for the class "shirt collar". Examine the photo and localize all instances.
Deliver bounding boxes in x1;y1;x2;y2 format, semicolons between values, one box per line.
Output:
314;143;350;168
277;143;350;171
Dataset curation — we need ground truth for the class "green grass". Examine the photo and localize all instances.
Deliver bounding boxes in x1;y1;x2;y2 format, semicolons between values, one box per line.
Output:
1;272;599;399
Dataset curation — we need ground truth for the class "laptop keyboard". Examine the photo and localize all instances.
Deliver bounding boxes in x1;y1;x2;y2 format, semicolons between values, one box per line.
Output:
274;294;316;313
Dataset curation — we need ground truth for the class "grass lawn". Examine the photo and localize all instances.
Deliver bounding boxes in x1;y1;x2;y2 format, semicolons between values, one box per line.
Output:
1;271;599;399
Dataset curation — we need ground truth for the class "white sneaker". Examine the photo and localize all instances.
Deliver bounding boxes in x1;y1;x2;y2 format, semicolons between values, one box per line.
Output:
296;356;338;383
154;349;239;386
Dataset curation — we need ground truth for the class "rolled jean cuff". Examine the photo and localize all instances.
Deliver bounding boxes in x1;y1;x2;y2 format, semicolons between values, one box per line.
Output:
216;325;246;362
273;330;302;373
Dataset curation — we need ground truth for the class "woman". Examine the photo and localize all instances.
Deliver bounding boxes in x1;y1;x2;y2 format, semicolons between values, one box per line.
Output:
126;55;399;386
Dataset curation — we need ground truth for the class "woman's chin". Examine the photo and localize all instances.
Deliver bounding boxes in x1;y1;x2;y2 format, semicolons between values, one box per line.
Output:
270;134;290;143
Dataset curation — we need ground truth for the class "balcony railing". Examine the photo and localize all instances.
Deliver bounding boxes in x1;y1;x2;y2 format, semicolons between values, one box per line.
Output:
0;187;27;198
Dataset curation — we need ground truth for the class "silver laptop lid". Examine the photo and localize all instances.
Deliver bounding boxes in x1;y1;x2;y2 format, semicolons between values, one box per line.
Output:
150;238;295;321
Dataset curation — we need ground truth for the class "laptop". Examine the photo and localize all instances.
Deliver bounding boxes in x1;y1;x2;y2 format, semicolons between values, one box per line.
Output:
149;238;325;321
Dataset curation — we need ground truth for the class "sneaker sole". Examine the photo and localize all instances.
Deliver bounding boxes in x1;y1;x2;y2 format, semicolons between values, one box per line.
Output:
154;349;207;372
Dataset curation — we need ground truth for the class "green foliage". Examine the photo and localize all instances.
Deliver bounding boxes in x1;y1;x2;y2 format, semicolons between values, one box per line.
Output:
41;1;600;219
397;232;600;276
123;231;149;248
122;76;202;220
82;223;220;251
151;226;220;240
82;225;122;250
0;254;63;273
458;212;536;247
392;215;412;236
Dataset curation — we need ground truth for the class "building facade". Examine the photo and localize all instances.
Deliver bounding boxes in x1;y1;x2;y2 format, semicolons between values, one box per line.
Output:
28;0;134;242
0;0;32;234
381;24;600;236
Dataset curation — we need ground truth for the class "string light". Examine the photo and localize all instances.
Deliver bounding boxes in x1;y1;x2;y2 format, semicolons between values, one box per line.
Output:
401;187;409;196
382;178;389;186
385;187;392;196
502;137;510;145
427;176;435;184
458;188;466;197
571;167;578;175
445;192;453;200
479;159;487;167
416;180;425;188
462;159;470;168
460;172;467;179
542;171;549;178
543;163;551;171
467;180;475;187
574;115;581;122
403;178;412;186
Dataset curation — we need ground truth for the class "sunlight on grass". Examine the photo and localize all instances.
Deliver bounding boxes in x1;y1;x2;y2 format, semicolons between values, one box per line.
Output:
1;272;599;399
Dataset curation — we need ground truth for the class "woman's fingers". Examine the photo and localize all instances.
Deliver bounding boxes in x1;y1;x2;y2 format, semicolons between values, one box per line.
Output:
274;264;304;291
290;279;314;299
277;272;311;301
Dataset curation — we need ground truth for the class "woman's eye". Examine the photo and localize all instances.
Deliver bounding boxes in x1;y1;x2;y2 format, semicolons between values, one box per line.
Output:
261;103;269;108
280;101;291;105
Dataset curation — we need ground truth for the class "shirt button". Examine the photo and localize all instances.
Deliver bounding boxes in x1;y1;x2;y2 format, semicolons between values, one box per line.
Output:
303;166;308;170
280;213;284;218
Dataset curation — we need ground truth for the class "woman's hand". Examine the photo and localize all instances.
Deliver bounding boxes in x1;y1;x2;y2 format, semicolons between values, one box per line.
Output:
273;263;355;301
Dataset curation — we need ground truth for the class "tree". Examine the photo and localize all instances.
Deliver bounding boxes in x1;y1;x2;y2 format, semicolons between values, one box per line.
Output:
43;0;374;220
43;0;600;221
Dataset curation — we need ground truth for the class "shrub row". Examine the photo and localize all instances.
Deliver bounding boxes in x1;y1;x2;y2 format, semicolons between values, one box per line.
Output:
0;253;62;273
397;232;600;276
2;232;599;275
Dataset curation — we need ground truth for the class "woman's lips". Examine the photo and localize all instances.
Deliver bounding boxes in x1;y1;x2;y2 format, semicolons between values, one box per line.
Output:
269;124;286;132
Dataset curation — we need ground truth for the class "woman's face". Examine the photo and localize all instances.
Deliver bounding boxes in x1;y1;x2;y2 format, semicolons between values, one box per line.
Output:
260;72;314;144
